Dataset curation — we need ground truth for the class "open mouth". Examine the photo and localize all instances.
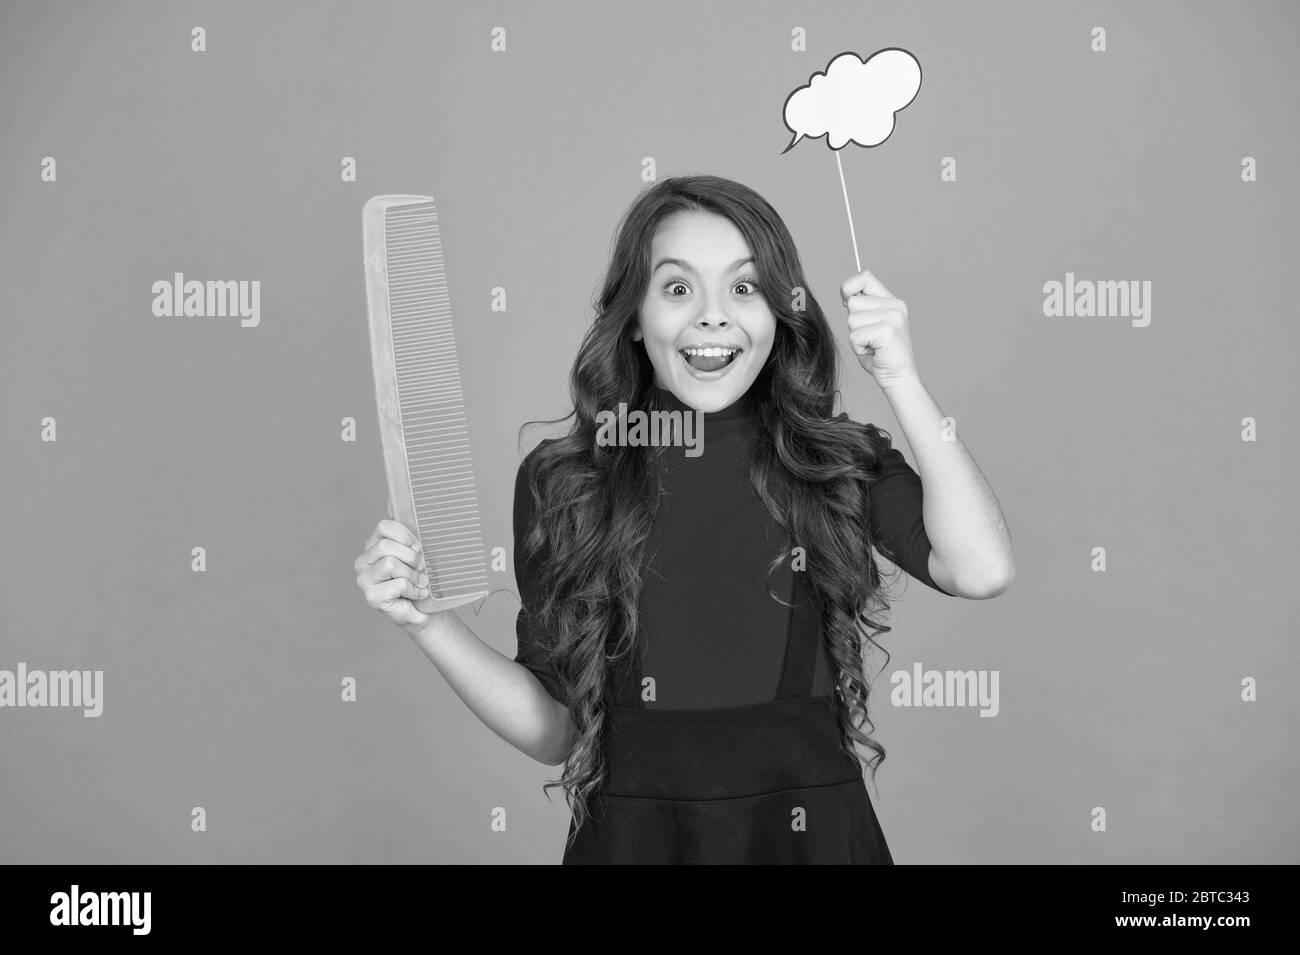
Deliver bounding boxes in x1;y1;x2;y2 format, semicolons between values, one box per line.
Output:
678;345;742;374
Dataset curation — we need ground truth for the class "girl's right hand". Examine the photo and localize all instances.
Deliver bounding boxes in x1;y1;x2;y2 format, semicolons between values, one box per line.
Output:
355;515;435;636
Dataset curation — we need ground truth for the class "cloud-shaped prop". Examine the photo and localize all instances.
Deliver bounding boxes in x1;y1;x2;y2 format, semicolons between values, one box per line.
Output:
781;48;922;154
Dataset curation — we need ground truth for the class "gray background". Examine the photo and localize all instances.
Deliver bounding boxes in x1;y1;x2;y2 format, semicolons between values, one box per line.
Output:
2;0;1296;864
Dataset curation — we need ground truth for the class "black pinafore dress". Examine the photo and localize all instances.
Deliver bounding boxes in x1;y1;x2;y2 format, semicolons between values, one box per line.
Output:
558;389;894;866
560;579;894;865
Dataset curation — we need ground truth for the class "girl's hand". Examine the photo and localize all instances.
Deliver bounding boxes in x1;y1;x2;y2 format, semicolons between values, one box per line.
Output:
840;269;921;389
354;505;437;637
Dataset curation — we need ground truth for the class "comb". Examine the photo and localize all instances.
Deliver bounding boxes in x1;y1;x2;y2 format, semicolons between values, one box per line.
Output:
362;195;489;611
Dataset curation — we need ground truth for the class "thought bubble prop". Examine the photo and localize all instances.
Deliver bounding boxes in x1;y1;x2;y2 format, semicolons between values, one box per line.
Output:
781;48;922;270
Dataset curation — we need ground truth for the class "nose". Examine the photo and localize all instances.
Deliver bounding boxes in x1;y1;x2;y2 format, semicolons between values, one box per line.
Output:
694;310;730;331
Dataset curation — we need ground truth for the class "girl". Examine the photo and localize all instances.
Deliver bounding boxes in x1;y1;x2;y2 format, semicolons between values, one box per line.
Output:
355;175;1014;864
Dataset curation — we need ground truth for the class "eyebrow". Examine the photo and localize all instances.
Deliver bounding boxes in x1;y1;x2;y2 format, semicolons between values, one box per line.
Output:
651;256;754;274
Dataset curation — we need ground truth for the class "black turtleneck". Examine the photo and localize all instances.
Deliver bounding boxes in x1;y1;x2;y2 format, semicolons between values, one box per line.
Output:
649;382;757;424
630;384;799;707
512;386;952;709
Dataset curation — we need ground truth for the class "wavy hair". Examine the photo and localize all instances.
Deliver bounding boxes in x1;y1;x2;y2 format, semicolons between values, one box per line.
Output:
517;174;907;845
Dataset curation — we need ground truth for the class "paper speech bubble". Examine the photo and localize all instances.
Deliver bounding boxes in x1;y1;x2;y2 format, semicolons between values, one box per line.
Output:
781;48;922;153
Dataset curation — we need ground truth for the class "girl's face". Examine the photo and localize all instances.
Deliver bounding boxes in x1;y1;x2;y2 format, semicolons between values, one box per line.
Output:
633;210;777;413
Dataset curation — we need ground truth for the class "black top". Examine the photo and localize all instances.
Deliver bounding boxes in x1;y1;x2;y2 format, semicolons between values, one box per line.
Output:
513;385;952;709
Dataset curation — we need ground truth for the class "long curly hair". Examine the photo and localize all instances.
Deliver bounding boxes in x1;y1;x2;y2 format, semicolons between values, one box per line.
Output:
518;174;908;845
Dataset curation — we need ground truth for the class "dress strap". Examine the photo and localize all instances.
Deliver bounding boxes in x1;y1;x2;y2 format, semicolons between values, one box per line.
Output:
614;626;646;708
774;550;820;700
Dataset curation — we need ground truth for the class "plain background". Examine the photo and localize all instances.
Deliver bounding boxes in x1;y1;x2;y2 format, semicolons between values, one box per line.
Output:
1;0;1296;864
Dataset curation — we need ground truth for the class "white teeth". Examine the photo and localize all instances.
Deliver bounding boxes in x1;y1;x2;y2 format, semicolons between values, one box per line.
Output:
682;346;739;357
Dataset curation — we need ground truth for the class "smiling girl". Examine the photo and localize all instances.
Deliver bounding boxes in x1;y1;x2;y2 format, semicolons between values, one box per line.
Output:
355;174;1014;864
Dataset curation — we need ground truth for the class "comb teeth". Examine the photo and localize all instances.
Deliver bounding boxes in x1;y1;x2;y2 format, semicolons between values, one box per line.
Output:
370;197;489;606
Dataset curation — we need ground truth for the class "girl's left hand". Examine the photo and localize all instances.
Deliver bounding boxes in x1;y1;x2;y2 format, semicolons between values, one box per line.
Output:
841;269;921;389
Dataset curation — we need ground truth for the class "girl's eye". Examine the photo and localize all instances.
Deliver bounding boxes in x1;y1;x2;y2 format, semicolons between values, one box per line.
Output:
662;278;762;297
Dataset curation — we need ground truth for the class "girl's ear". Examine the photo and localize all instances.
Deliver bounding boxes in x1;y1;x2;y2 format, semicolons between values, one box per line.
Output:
631;327;643;343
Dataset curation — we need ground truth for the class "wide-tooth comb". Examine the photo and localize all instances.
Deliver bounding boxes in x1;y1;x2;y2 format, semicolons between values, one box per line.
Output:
362;195;489;610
